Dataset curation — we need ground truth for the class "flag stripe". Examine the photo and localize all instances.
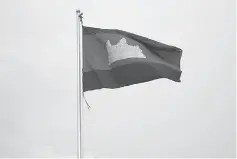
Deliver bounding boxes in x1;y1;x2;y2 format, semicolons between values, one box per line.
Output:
83;58;181;91
83;26;182;68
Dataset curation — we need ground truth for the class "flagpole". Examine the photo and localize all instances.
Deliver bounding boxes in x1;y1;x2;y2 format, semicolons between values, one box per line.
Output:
76;9;84;159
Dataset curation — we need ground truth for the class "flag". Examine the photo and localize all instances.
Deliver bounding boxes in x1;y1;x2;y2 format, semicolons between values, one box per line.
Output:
83;26;182;92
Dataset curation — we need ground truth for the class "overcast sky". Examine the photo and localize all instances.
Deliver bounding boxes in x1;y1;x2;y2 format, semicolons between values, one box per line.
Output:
0;0;236;158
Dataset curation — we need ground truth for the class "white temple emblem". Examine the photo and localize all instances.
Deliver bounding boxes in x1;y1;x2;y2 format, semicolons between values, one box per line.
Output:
106;38;146;65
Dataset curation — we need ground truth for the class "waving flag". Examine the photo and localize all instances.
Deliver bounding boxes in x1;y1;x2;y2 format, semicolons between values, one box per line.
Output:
83;26;182;92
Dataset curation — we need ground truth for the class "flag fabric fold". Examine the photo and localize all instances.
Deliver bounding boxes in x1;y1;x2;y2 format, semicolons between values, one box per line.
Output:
83;26;182;92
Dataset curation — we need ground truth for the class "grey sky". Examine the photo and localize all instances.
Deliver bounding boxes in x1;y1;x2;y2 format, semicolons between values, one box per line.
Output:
0;0;236;158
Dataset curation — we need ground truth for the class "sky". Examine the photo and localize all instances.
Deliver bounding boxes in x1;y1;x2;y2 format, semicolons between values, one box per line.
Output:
0;0;236;158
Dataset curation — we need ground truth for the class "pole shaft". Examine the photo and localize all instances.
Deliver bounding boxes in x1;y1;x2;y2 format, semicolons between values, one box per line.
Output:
76;10;83;159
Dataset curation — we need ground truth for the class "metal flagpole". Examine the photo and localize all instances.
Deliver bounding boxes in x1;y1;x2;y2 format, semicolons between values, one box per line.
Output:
76;9;84;159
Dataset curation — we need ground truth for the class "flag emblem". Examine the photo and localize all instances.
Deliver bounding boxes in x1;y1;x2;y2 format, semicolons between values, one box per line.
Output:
106;38;146;65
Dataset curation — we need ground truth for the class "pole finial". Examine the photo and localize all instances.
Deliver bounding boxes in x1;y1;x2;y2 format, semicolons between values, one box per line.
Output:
76;9;83;24
76;9;80;14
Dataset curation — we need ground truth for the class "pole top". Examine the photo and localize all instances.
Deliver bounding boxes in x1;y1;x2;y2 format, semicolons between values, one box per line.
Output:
76;9;83;24
76;9;81;14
